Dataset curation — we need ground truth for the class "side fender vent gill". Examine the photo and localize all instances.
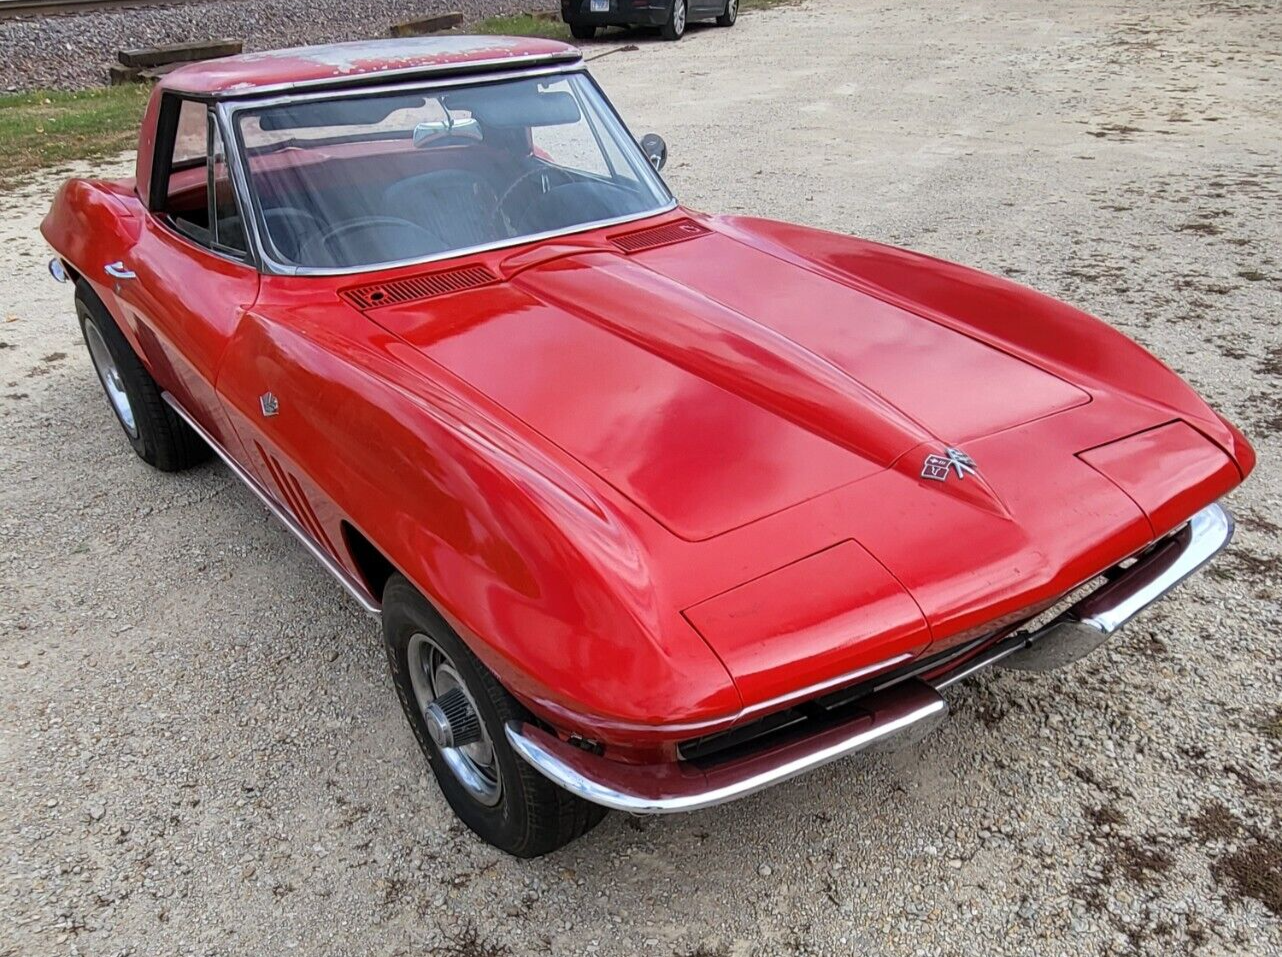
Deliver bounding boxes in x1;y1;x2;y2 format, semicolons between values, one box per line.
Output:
340;264;498;310
609;218;711;254
255;442;338;559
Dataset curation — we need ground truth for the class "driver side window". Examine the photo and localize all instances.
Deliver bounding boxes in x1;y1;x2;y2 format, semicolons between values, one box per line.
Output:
156;96;248;259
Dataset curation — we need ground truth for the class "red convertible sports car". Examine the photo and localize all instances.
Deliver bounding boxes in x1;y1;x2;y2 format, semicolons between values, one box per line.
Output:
43;38;1254;856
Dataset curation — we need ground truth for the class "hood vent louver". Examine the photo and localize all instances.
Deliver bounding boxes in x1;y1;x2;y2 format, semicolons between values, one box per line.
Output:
340;264;498;310
609;218;711;254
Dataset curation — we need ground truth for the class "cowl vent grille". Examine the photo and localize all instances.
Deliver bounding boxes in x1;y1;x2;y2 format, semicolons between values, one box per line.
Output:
609;218;711;254
340;264;498;310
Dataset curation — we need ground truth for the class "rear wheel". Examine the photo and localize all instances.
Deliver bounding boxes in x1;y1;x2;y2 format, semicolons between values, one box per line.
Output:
75;282;207;471
716;0;737;26
569;22;597;40
382;575;607;856
661;0;687;39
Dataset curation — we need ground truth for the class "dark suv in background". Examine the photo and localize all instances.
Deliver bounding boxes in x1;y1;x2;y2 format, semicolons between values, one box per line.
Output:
561;0;738;41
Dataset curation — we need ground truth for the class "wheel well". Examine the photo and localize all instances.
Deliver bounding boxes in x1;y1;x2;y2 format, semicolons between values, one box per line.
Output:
341;522;397;602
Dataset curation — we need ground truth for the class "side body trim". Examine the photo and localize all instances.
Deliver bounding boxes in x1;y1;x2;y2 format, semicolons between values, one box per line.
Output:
162;391;382;614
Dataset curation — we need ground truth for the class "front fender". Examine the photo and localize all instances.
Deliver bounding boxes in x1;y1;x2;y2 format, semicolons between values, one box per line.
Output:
215;298;741;745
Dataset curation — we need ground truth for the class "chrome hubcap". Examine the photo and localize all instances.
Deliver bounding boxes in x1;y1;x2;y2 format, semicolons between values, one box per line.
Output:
84;321;136;437
727;0;737;18
408;634;501;806
674;0;686;32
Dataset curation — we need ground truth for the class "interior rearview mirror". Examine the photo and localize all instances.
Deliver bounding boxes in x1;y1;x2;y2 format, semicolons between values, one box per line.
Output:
639;133;667;172
413;115;482;148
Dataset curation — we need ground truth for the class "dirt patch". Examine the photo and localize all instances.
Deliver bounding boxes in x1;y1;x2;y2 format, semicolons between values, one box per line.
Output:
437;923;512;957
1213;837;1282;918
1258;346;1282;377
1184;801;1241;845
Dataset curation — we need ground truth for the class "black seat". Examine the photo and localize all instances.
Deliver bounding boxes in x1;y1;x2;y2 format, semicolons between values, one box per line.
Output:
384;169;501;253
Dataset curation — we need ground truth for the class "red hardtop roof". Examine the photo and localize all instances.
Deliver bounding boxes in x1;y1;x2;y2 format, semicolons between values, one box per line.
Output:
158;36;582;98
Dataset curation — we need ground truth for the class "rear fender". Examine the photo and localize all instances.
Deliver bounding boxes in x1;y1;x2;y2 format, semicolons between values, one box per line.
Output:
42;178;146;354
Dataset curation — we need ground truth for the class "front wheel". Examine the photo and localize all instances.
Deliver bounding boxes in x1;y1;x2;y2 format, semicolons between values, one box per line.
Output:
661;0;687;39
382;575;607;856
716;0;737;26
569;22;597;40
75;282;207;471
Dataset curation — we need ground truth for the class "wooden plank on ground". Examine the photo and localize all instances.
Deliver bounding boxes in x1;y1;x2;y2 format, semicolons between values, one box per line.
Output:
117;38;241;68
388;11;463;37
107;63;141;86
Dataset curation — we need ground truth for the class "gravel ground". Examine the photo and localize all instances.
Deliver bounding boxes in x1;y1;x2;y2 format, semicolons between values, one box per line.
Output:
2;0;1281;955
0;0;550;91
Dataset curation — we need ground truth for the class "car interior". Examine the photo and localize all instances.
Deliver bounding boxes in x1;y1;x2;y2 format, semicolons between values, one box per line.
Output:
162;79;666;270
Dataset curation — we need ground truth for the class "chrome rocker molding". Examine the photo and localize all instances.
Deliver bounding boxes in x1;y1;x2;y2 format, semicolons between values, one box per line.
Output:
506;502;1234;814
161;392;382;615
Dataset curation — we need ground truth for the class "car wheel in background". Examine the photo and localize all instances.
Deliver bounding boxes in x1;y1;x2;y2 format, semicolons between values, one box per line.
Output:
382;574;607;856
661;0;687;39
716;0;738;26
570;22;597;40
75;282;208;472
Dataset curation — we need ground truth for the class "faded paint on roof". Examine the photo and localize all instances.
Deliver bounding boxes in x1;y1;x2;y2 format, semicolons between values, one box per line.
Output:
159;36;581;97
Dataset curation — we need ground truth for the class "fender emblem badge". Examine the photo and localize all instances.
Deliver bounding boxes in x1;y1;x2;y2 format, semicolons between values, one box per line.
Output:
259;392;279;417
922;447;978;482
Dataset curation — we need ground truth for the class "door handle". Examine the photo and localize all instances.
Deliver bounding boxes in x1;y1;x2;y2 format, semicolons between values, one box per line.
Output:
104;261;136;280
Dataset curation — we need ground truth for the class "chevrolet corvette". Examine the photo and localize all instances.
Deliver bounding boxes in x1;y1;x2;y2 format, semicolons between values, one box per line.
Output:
42;37;1254;856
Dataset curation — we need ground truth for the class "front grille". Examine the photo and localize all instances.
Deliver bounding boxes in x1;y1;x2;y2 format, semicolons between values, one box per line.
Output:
677;564;1131;765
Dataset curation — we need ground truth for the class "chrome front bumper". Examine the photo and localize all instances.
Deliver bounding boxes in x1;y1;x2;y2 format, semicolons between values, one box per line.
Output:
506;502;1234;814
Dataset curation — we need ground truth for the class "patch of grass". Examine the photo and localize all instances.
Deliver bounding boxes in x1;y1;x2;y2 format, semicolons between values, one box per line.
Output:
472;12;572;41
0;85;151;188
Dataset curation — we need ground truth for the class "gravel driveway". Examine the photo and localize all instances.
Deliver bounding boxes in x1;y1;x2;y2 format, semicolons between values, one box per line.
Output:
0;0;545;91
2;1;1280;954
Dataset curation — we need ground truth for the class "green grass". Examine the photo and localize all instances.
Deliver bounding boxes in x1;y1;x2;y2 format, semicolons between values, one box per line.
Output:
472;12;572;41
0;85;151;187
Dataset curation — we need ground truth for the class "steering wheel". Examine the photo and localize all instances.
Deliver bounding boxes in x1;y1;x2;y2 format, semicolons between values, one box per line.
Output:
492;165;579;236
515;180;638;235
299;216;442;268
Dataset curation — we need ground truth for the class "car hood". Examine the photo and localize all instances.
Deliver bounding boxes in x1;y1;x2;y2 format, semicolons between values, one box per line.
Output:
372;228;1090;541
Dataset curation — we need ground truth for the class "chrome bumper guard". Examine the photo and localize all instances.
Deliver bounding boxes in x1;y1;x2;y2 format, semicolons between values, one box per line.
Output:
506;502;1234;814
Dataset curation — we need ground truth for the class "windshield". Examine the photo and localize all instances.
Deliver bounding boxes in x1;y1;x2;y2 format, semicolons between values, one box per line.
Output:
232;73;672;271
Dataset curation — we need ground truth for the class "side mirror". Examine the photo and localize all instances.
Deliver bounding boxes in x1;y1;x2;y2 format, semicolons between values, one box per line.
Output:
639;133;667;172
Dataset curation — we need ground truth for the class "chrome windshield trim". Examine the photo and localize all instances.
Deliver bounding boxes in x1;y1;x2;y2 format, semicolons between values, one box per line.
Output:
217;64;677;278
161;392;382;615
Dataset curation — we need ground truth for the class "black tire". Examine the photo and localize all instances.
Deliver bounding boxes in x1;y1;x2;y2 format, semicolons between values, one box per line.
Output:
382;575;607;857
716;0;737;26
661;0;687;39
569;22;597;40
75;281;208;472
